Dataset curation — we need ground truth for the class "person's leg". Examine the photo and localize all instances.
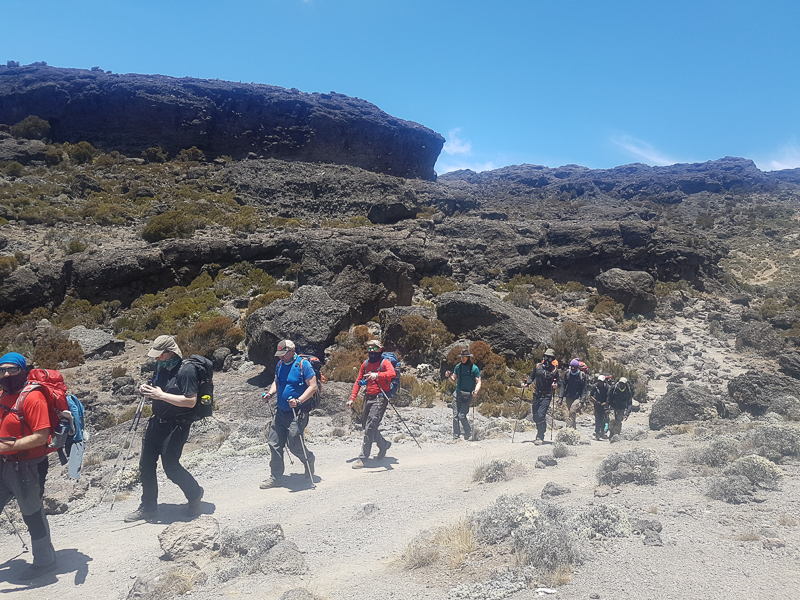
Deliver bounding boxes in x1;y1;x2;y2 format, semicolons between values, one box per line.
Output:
534;394;551;440
268;411;290;482
287;410;315;466
566;397;578;429
594;402;605;437
159;421;202;502
138;417;161;510
458;392;472;440
360;395;382;459
452;394;461;438
14;458;56;568
609;409;623;436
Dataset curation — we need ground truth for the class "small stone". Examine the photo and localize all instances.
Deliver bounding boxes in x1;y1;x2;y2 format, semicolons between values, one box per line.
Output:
762;538;786;550
643;530;663;546
541;482;571;498
590;594;601;599
594;485;612;497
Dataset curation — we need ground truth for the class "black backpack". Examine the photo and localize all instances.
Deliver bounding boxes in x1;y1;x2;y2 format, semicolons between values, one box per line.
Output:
182;355;214;421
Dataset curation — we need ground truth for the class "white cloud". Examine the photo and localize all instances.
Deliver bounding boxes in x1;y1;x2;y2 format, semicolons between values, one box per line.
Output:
758;144;800;171
612;134;678;166
443;128;472;155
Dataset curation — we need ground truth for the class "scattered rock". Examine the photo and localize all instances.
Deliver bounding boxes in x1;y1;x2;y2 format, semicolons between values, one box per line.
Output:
594;485;612;497
536;455;558;467
643;530;663;546
158;516;220;561
778;353;800;380
630;518;663;533
649;384;719;429
126;564;207;600
762;538;786;550
541;482;571;498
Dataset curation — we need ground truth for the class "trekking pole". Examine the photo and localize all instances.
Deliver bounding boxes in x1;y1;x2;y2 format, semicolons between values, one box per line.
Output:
98;392;147;508
263;392;294;465
109;392;150;511
512;387;525;443
3;507;28;552
379;388;422;450
550;390;555;442
288;402;315;489
471;402;477;441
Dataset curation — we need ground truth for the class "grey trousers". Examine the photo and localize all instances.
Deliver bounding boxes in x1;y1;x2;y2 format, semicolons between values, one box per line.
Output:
452;391;472;439
360;394;389;459
0;456;56;566
609;409;626;437
268;408;313;481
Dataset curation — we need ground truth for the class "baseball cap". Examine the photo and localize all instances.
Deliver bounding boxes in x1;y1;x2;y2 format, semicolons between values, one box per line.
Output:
366;339;383;350
274;340;296;357
147;335;183;358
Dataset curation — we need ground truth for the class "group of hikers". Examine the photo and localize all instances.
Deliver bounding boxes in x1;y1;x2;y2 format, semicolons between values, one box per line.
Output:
0;335;633;580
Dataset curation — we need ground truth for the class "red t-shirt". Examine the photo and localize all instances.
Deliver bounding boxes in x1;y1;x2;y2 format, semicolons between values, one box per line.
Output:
0;389;51;458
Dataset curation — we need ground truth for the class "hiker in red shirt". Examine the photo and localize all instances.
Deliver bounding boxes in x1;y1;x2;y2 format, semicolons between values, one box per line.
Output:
348;340;395;469
0;352;58;580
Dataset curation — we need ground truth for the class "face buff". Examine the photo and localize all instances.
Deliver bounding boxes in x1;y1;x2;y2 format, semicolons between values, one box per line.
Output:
158;355;181;371
368;351;382;362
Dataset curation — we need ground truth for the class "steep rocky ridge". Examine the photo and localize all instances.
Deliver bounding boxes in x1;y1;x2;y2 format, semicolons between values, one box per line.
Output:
0;65;443;179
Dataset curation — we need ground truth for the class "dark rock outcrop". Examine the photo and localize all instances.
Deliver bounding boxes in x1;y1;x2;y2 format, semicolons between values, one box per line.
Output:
778;353;800;379
435;285;555;357
649;385;719;430
0;65;443;180
245;286;349;372
728;371;800;416
0;131;48;164
595;268;657;314
736;322;785;356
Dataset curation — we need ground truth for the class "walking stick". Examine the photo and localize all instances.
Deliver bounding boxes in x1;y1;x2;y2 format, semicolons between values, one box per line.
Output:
3;507;28;552
550;390;556;442
100;392;147;509
288;402;315;489
359;380;422;449
471;401;477;441
263;392;294;465
512;387;526;443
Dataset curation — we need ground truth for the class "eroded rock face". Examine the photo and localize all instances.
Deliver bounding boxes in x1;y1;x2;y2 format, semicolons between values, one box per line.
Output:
728;371;800;416
0;131;48;164
0;65;444;180
649;385;720;430
68;326;125;358
158;516;220;561
245;285;349;371
435;285;555;358
595;269;657;314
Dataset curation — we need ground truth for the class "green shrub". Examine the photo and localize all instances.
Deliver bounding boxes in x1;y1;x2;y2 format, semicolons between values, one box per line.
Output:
10;115;50;140
111;365;127;378
0;256;18;278
597;448;659;486
504;286;536;308
2;161;23;177
654;280;695;298
552;442;570;458
551;322;591;364
587;295;624;322
66;239;87;254
32;331;85;369
141;210;201;242
176;146;205;162
174;316;244;358
67;141;99;164
723;455;782;488
420;276;461;295
142;146;168;163
473;459;513;483
44;148;63;165
246;290;291;316
397;315;453;365
556;429;581;445
322;347;367;383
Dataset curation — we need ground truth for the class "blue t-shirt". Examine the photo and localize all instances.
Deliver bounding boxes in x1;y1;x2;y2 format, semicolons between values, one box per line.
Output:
275;356;316;411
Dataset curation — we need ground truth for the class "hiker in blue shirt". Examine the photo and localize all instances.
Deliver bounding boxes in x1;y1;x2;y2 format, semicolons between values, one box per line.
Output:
445;348;481;441
260;340;317;489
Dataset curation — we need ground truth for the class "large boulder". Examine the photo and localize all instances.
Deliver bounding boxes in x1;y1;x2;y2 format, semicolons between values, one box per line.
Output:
778;353;800;379
649;384;720;430
728;371;800;416
434;285;554;358
595;268;657;314
245;285;349;373
67;325;125;358
379;305;437;349
158;516;220;561
736;321;785;356
0;132;48;164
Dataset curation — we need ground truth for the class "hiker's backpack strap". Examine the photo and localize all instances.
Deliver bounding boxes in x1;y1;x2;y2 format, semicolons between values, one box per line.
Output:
11;382;41;436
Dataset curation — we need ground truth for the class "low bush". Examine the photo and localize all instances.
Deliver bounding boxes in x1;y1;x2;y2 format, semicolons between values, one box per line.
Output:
746;424;800;462
551;322;591;365
246;290;292;316
556;429;581;445
504;286;537;308
587;295;624;322
66;239;87;255
473;459;513;483
174;317;244;358
419;275;461;296
723;455;782;487
575;504;631;539
10;115;50;140
552;442;569;458
499;274;558;296
111;365;127;378
32;331;85;369
691;436;740;467
176;146;205;162
706;475;755;504
142;146;168;163
322;327;371;383
597;448;659;486
2;161;23;177
67;141;99;164
0;256;18;278
141;210;201;242
396;315;453;366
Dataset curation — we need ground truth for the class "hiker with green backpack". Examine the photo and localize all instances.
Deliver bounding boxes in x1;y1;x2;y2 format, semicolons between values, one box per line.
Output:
444;348;481;441
126;336;210;522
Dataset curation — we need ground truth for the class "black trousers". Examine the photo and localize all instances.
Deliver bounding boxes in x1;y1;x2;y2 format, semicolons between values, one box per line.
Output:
531;392;552;440
594;402;609;436
139;417;202;510
268;408;312;480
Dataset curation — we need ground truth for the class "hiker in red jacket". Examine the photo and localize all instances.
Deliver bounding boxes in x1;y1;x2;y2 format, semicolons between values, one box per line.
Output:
348;340;395;468
0;352;58;580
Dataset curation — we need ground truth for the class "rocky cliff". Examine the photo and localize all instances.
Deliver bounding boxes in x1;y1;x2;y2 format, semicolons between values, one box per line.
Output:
0;64;443;180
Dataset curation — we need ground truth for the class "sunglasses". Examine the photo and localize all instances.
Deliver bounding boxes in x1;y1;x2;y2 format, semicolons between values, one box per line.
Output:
367;346;381;351
0;366;21;375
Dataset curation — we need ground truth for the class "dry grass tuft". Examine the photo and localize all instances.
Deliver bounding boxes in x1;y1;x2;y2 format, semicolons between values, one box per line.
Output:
778;514;798;527
735;530;761;542
433;518;476;567
647;505;659;514
541;565;573;587
401;535;440;570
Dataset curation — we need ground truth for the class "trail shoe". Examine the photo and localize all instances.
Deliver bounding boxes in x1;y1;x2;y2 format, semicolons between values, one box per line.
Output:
534;439;543;446
186;487;204;517
376;441;392;460
259;477;281;489
304;456;316;479
19;561;57;580
351;459;366;469
124;506;157;523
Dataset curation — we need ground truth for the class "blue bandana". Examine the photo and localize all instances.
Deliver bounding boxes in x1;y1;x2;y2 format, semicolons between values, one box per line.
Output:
0;352;26;370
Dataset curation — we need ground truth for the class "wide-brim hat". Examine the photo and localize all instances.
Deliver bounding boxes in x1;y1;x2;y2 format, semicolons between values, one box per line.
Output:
147;335;183;358
366;339;383;349
459;348;473;357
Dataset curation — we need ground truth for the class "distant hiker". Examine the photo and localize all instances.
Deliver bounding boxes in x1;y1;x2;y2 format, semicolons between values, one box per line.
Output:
348;339;396;468
445;348;482;441
521;348;559;445
607;377;634;438
589;374;611;440
261;340;317;489
0;353;58;579
559;359;588;429
126;336;205;522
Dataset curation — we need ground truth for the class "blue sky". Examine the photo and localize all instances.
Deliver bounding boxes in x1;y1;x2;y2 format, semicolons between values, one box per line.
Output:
2;0;799;174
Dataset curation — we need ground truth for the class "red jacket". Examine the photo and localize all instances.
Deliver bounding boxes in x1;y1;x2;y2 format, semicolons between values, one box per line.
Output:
349;358;396;401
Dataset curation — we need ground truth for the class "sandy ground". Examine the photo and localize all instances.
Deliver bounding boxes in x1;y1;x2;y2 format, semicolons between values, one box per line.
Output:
2;400;800;600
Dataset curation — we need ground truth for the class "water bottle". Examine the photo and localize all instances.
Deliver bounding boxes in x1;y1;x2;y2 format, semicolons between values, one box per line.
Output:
200;394;212;406
48;419;70;449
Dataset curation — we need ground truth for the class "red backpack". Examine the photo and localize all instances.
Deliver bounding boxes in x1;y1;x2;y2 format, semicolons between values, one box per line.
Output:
6;369;71;450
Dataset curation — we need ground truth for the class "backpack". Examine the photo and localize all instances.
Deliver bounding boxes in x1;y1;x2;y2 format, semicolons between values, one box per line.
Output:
274;354;323;413
362;352;402;399
1;369;86;465
181;355;214;421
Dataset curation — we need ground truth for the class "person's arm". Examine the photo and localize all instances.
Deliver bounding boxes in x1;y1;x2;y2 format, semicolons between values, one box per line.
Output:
473;376;481;397
0;428;49;453
0;391;51;453
376;360;395;384
262;380;278;401
349;362;367;403
522;366;536;388
444;365;458;382
141;387;197;408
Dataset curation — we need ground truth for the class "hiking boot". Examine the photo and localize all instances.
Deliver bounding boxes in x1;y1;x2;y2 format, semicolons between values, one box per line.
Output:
351;459;366;469
534;439;543;446
376;441;392;460
304;456;315;479
124;506;157;523
18;561;57;580
186;487;204;517
259;477;281;489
